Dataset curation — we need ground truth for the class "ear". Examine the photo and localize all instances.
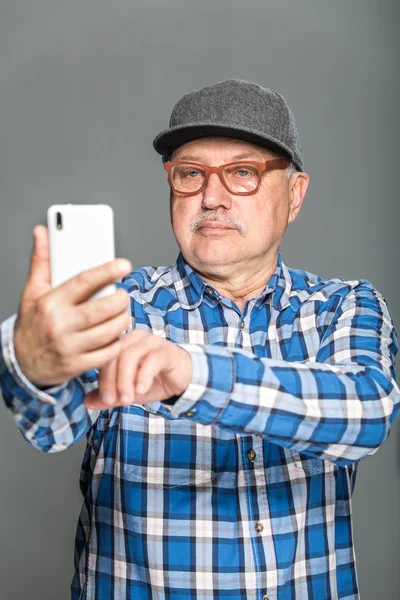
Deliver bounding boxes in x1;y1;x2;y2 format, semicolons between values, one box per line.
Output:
288;171;310;223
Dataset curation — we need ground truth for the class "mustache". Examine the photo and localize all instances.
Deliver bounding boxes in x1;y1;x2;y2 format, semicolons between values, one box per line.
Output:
189;211;246;236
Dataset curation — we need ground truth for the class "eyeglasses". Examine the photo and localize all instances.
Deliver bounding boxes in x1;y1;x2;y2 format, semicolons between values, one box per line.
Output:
164;158;290;197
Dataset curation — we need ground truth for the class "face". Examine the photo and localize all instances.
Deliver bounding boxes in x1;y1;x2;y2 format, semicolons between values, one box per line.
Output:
169;137;309;277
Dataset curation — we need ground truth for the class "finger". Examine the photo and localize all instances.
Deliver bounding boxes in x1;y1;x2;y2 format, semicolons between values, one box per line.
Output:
71;336;125;375
67;311;130;355
25;225;52;297
116;334;161;404
52;258;132;306
84;390;112;410
90;330;155;405
57;288;130;336
135;348;166;394
117;329;156;404
97;357;119;406
74;288;130;331
84;400;105;410
120;328;151;349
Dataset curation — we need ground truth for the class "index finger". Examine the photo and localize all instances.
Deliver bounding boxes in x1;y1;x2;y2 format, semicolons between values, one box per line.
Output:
97;356;119;406
51;258;132;305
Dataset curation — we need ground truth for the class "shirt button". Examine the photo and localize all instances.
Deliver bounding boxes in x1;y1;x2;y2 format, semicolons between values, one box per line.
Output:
207;288;214;296
247;449;256;461
255;522;264;533
185;410;195;417
240;320;245;329
263;596;270;600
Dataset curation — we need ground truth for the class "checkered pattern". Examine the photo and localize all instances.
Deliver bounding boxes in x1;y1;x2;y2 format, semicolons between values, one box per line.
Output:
1;252;399;600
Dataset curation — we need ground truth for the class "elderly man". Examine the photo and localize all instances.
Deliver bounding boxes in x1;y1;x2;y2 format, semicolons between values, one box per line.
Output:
1;79;399;600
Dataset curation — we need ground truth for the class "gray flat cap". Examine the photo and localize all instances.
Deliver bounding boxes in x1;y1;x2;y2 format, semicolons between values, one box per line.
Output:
153;79;303;171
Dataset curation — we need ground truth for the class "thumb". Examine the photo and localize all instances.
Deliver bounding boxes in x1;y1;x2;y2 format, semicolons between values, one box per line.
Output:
25;225;52;297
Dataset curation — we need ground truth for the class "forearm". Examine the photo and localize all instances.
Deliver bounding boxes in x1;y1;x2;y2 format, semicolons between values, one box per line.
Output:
0;314;98;452
171;344;400;465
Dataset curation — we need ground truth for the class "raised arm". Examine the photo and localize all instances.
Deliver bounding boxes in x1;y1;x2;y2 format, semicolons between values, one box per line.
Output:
171;282;399;465
0;225;132;452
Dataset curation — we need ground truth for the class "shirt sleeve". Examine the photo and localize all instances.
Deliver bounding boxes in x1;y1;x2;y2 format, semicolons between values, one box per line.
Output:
0;314;99;453
171;282;400;466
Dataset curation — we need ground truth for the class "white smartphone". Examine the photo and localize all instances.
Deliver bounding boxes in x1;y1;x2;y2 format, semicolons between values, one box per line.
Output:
47;204;116;300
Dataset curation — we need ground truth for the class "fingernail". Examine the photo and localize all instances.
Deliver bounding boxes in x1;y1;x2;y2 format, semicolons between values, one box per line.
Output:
120;393;132;405
117;259;132;273
101;392;114;405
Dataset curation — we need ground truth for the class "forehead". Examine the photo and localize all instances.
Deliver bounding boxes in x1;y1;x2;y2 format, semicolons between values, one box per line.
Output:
171;136;279;161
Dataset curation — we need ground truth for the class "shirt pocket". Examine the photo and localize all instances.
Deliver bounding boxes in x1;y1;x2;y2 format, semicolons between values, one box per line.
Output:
120;405;216;489
289;448;336;476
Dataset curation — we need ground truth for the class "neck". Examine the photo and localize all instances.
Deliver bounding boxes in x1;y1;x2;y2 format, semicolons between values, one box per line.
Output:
193;254;279;312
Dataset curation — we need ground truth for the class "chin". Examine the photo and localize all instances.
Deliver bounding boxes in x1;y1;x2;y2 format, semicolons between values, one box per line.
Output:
191;246;239;268
178;234;242;269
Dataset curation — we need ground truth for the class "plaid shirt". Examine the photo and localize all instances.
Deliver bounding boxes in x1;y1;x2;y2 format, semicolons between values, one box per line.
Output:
1;252;399;600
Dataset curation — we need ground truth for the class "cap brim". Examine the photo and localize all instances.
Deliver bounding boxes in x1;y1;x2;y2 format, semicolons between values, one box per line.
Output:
153;123;295;163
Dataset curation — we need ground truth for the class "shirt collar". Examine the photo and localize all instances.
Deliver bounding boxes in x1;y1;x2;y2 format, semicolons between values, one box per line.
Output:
172;252;293;311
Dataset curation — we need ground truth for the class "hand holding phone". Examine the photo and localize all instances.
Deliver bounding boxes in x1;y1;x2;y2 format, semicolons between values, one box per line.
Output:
13;208;132;388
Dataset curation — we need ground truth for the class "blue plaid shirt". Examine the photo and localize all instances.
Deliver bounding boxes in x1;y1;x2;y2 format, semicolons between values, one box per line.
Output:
1;253;399;600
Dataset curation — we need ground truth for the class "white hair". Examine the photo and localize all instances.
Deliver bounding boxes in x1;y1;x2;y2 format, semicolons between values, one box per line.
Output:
287;162;298;179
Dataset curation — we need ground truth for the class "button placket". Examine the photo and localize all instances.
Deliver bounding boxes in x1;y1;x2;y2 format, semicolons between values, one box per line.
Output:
239;432;275;597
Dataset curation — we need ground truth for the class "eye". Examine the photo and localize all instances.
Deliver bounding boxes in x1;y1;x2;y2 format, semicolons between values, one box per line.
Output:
229;164;258;178
185;169;201;178
178;167;205;180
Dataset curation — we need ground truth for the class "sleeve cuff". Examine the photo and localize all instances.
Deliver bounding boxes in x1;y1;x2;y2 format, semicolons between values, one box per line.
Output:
169;344;235;422
1;314;68;405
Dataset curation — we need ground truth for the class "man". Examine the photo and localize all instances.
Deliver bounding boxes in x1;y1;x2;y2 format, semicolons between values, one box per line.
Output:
1;79;399;600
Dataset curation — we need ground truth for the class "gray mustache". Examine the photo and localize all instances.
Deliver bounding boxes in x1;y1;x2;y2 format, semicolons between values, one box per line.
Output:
189;211;246;236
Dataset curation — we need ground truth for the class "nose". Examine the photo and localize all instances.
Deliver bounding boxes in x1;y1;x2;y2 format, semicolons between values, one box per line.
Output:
201;173;233;210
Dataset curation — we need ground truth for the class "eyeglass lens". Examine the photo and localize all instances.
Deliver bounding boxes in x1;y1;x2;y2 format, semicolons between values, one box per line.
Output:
171;163;260;194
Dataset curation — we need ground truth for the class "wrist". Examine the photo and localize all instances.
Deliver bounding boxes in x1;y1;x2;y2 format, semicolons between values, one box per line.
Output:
176;347;192;395
13;325;47;388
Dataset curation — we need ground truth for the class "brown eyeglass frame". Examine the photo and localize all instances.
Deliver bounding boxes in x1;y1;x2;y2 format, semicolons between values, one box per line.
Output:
164;158;291;196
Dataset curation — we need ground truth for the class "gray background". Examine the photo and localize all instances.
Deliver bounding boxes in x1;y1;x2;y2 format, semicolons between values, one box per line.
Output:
0;1;399;598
